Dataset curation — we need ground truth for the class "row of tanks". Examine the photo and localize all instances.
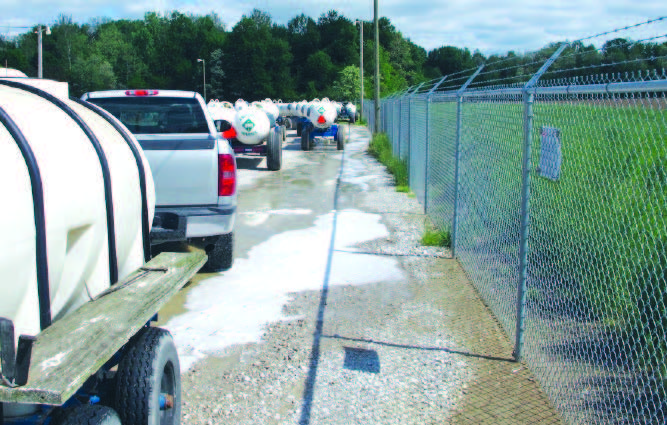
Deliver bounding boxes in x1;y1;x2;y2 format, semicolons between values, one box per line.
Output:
206;97;358;168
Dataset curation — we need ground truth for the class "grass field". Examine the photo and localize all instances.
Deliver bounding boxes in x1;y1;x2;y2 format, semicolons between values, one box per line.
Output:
423;97;667;376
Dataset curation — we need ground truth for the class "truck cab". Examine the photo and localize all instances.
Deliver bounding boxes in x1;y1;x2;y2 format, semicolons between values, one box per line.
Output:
81;89;236;271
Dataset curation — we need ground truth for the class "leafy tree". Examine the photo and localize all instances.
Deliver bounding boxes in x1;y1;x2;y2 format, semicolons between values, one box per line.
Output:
332;65;361;101
224;9;292;100
208;48;225;99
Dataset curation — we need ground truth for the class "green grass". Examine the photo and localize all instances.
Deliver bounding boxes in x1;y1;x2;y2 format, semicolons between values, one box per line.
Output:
368;132;409;189
421;228;452;247
427;100;667;374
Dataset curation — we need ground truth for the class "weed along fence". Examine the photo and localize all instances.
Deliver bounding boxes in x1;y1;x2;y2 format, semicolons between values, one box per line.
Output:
364;23;667;425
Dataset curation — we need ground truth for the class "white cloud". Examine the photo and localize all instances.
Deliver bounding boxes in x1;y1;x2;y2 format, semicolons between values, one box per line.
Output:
0;0;665;54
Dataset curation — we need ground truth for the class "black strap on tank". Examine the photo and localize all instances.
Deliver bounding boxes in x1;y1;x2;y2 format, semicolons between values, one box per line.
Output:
0;80;119;284
71;97;151;263
0;106;52;330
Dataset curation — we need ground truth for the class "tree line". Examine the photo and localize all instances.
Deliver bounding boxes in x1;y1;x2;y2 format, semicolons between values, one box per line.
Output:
1;10;665;99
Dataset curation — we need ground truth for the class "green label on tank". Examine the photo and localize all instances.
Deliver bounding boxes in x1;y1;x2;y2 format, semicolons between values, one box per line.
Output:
242;118;255;132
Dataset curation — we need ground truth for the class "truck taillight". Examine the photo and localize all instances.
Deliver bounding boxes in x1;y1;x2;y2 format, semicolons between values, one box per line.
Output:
218;154;236;196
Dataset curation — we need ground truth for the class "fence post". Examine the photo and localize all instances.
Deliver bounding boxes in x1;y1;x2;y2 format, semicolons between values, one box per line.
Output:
513;43;568;361
407;83;425;187
451;65;484;258
424;76;448;214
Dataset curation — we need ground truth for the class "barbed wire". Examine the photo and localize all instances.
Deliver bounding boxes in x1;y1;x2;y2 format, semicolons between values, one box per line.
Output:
540;54;667;78
575;16;667;43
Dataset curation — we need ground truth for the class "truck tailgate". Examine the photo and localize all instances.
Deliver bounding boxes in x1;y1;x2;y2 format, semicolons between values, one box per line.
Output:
137;134;218;206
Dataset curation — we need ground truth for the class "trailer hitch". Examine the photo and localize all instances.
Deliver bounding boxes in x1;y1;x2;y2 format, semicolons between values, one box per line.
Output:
0;318;35;387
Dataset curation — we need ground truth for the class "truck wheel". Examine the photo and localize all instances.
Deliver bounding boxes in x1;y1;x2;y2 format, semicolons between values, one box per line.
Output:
202;233;233;272
336;128;345;151
267;127;282;171
301;128;311;151
280;125;286;142
57;405;122;425
115;327;180;425
350;114;356;124
296;122;303;136
284;118;292;130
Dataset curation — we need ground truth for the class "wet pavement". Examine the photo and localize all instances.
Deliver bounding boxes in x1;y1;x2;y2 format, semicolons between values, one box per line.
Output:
156;125;563;424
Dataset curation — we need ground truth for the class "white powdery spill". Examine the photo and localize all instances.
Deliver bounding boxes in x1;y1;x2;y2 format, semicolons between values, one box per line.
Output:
340;138;383;191
165;210;404;371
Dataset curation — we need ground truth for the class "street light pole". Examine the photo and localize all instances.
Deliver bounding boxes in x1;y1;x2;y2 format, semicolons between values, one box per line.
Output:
197;58;206;102
35;25;50;79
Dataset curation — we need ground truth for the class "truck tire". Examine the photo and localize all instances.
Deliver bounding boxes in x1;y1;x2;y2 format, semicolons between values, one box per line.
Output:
202;233;233;272
350;114;356;124
115;327;180;425
301;128;311;151
267;127;282;171
57;405;122;425
280;125;286;142
296;122;303;136
336;128;345;151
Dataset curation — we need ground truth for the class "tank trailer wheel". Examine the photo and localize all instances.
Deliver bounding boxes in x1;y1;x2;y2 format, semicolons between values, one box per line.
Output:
301;128;311;151
267;127;282;171
296;122;303;137
336;128;345;150
57;405;122;425
115;327;181;425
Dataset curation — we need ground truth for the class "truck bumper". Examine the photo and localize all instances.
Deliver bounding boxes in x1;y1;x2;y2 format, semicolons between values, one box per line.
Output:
151;206;236;244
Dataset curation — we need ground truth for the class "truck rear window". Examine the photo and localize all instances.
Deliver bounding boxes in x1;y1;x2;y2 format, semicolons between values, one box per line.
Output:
87;97;209;134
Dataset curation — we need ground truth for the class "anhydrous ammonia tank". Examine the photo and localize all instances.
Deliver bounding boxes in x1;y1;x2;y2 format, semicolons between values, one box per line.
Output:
307;100;338;129
233;104;271;145
207;100;237;124
0;78;155;345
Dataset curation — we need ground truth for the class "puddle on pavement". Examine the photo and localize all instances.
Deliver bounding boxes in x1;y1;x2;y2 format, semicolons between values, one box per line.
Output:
157;133;348;326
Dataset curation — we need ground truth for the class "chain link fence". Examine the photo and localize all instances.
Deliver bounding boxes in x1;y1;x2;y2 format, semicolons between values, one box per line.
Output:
363;23;667;424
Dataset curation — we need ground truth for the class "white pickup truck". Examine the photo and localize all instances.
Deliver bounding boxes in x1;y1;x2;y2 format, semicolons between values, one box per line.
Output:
81;89;236;271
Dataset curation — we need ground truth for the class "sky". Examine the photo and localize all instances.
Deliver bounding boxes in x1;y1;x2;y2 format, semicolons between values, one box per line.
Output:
0;0;665;54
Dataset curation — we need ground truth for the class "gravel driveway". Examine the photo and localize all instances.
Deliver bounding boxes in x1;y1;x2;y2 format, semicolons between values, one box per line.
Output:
159;125;563;424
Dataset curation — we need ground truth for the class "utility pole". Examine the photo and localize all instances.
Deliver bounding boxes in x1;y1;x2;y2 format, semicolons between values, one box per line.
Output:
355;20;364;121
374;0;380;133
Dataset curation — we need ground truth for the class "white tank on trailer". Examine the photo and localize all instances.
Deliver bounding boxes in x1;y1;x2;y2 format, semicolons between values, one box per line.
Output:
0;78;155;348
306;100;338;129
207;100;237;124
233;104;270;145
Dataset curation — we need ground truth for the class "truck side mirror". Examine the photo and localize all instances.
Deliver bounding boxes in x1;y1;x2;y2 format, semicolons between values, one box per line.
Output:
215;120;233;132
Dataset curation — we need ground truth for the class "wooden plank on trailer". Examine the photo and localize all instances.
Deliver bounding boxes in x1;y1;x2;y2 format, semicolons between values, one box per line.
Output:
0;251;207;405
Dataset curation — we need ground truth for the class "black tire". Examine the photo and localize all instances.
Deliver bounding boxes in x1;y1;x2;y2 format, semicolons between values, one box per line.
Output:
115;327;180;425
350;114;356;124
301;127;311;151
284;118;292;130
280;125;286;142
296;122;303;136
267;127;282;171
336;128;345;150
201;233;233;272
57;405;122;425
